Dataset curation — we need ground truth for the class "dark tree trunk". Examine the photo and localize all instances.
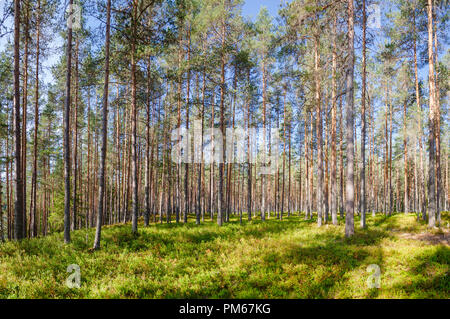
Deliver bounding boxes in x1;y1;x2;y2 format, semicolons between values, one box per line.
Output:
30;0;40;238
63;0;74;244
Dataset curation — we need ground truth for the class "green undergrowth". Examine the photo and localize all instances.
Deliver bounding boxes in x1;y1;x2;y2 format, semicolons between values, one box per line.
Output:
0;212;448;298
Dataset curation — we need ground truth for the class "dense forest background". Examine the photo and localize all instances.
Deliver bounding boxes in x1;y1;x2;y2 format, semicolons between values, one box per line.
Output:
0;0;448;249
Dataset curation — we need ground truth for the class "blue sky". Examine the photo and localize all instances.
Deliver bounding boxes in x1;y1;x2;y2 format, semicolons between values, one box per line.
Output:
0;0;284;84
0;0;446;89
242;0;281;20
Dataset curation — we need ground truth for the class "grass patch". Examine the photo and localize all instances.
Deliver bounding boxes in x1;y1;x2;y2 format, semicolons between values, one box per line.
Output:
0;212;448;298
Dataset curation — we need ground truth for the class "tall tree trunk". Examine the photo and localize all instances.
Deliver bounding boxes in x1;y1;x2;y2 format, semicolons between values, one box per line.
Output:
345;0;355;238
184;26;191;224
6;133;12;240
426;0;437;228
93;0;110;249
218;22;226;226
433;15;441;225
130;0;139;234
360;0;367;228
63;0;73;244
246;69;252;221
331;15;337;225
196;70;206;225
384;82;389;216
22;0;29;238
412;10;425;220
144;59;151;227
175;28;183;224
339;96;344;219
260;56;267;222
87;89;93;227
0;153;3;241
71;37;79;231
403;98;408;215
281;88;287;220
389;90;393;215
30;0;40;238
288;118;291;218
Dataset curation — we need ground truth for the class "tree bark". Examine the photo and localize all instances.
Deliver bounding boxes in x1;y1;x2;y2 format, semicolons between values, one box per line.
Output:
331;15;337;225
30;0;40;238
93;0;111;249
71;37;79;231
360;0;367;228
22;0;29;238
63;0;73;244
426;0;437;228
130;0;139;234
345;0;355;238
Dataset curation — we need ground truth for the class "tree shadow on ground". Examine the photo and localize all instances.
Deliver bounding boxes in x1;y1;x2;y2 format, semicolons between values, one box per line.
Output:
386;245;449;298
234;228;390;298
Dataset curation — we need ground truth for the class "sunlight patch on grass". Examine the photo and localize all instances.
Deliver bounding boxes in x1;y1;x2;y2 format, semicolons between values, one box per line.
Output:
0;212;448;298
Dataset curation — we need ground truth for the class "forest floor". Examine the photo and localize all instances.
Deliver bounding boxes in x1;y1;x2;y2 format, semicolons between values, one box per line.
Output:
0;212;448;298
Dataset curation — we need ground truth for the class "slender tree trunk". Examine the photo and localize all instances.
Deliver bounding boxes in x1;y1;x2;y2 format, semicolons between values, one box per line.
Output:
175;28;183;224
433;16;441;225
63;0;73;244
210;93;215;221
384;82;389;216
130;0;139;234
281;88;287;220
93;0;110;249
339;96;344;219
87;89;93;227
22;1;29;238
403;98;408;214
30;0;40;238
426;0;437;228
412;11;425;220
246;69;252;221
331;16;337;225
218;22;226;226
288;105;292;217
196;70;206;225
389;90;393;214
71;37;79;231
144;59;151;227
360;0;367;228
184;26;191;224
6;134;11;240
